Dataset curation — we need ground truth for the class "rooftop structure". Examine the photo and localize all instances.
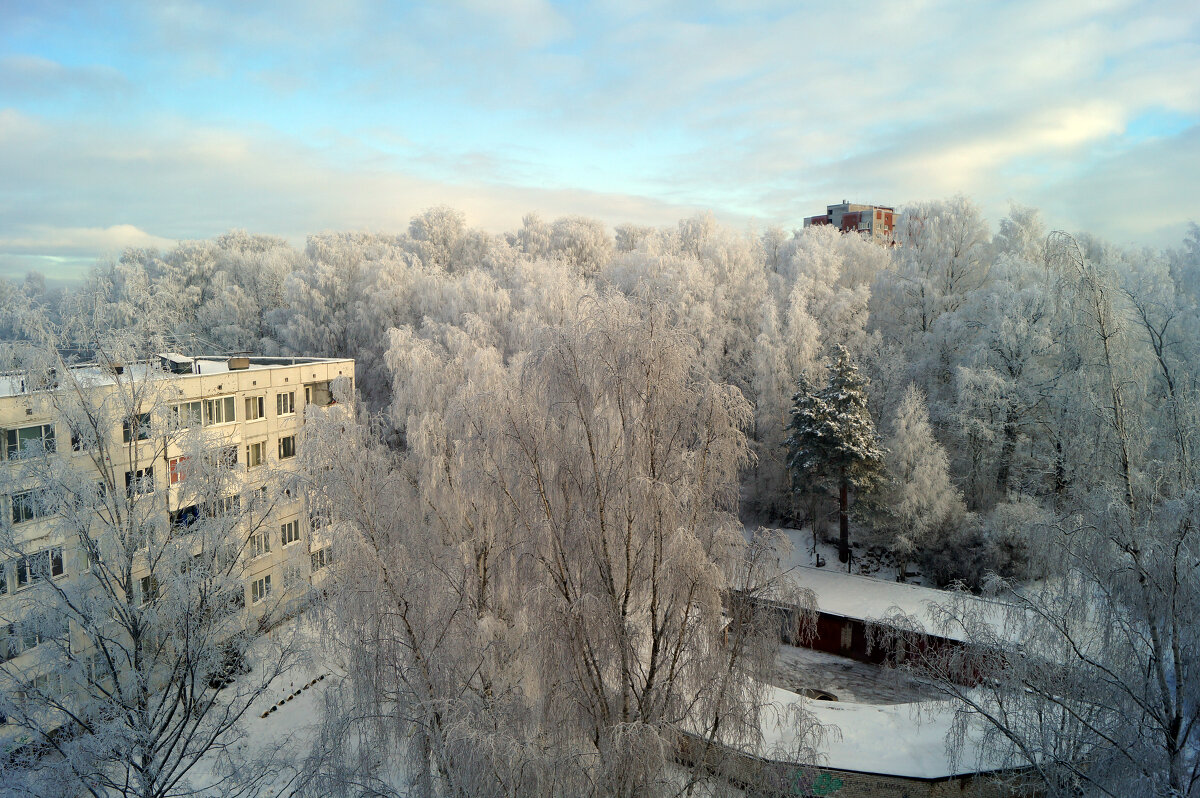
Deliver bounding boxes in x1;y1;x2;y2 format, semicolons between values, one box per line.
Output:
804;200;897;245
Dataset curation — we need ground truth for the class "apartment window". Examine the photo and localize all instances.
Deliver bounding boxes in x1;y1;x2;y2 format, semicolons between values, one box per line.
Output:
0;562;6;595
310;546;333;572
245;441;265;469
171;504;200;531
282;562;306;590
16;547;64;588
125;467;154;496
249;530;271;559
204;396;236;425
276;391;295;416
172;400;203;429
277;435;296;460
70;427;91;451
140;575;160;605
203;494;240;519
281;519;300;547
11;490;50;524
251;574;271;604
168;456;189;485
203;445;238;471
6;424;55;459
305;381;333;408
245;395;265;421
122;413;151;443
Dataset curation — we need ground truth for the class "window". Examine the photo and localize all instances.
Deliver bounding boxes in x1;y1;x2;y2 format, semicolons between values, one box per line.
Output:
0;562;6;595
204;396;236;425
140;575;159;605
125;467;154;496
6;424;55;459
245;441;265;469
281;519;300;547
15;547;64;588
251;574;271;604
170;504;200;531
276;391;295;416
168;456;189;485
249;530;271;559
70;427;91;451
840;623;854;651
309;497;332;532
122;413;151;443
278;435;296;460
245;395;265;421
305;381;333;408
203;494;241;519
310;546;333;572
172;400;203;429
282;562;306;590
11;490;50;524
204;445;238;470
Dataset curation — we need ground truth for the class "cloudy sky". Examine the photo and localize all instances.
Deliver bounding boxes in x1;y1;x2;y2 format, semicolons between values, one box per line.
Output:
2;0;1199;280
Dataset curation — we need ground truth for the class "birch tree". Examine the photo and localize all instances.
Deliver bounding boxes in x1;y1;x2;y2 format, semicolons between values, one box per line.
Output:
306;297;821;798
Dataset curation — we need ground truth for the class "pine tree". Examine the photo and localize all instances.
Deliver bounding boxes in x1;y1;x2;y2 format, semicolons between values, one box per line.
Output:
786;347;885;566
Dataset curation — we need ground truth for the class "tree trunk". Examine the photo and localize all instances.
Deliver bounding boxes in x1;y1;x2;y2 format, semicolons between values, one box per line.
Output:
839;468;849;566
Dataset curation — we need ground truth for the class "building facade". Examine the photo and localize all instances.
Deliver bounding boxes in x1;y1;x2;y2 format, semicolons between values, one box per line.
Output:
804;200;897;245
0;354;353;747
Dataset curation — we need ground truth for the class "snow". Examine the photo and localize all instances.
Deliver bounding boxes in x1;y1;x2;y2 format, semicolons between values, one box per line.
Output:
759;686;1000;779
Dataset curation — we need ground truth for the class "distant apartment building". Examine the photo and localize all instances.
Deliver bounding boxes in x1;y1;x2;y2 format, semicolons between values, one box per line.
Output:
0;354;352;739
804;200;897;245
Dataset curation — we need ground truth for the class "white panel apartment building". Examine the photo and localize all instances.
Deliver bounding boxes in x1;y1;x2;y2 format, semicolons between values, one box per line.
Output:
0;354;353;746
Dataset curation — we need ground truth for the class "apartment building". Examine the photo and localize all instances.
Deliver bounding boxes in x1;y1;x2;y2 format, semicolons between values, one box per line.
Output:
803;200;897;245
0;354;353;744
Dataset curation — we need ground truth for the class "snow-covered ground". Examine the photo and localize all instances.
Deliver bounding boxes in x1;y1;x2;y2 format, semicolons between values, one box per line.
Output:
185;614;354;797
759;685;999;779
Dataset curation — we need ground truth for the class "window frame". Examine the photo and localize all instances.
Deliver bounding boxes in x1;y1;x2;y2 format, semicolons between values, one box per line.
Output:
276;391;295;416
245;441;265;469
6;423;56;460
171;400;203;430
11;489;50;525
280;519;300;547
122;413;151;444
125;467;155;497
245;395;266;422
251;574;272;604
278;435;296;460
204;395;236;426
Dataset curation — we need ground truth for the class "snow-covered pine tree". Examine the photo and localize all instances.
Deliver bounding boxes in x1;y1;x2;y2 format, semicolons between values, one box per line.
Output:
786;347;884;566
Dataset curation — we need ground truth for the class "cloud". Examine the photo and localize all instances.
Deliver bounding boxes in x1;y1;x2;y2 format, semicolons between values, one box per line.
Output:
0;55;132;102
0;224;176;256
2;0;1200;276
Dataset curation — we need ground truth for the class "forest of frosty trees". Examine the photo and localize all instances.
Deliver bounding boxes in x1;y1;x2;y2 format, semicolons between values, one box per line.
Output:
7;197;1199;588
4;196;1200;797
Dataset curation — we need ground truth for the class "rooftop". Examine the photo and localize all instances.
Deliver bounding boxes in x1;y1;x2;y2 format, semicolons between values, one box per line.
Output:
0;354;353;399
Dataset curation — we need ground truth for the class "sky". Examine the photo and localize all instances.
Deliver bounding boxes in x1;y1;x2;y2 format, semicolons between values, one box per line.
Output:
1;0;1199;281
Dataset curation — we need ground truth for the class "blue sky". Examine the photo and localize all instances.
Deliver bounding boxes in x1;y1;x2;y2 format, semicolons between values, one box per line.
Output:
2;0;1199;279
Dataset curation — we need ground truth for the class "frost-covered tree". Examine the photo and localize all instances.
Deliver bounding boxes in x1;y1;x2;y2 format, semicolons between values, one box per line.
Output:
786;347;885;566
306;297;822;798
873;385;963;580
0;336;301;798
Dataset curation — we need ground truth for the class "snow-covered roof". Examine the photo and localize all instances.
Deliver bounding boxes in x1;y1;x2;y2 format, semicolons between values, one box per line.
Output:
760;687;1003;779
0;356;352;398
787;565;1009;643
